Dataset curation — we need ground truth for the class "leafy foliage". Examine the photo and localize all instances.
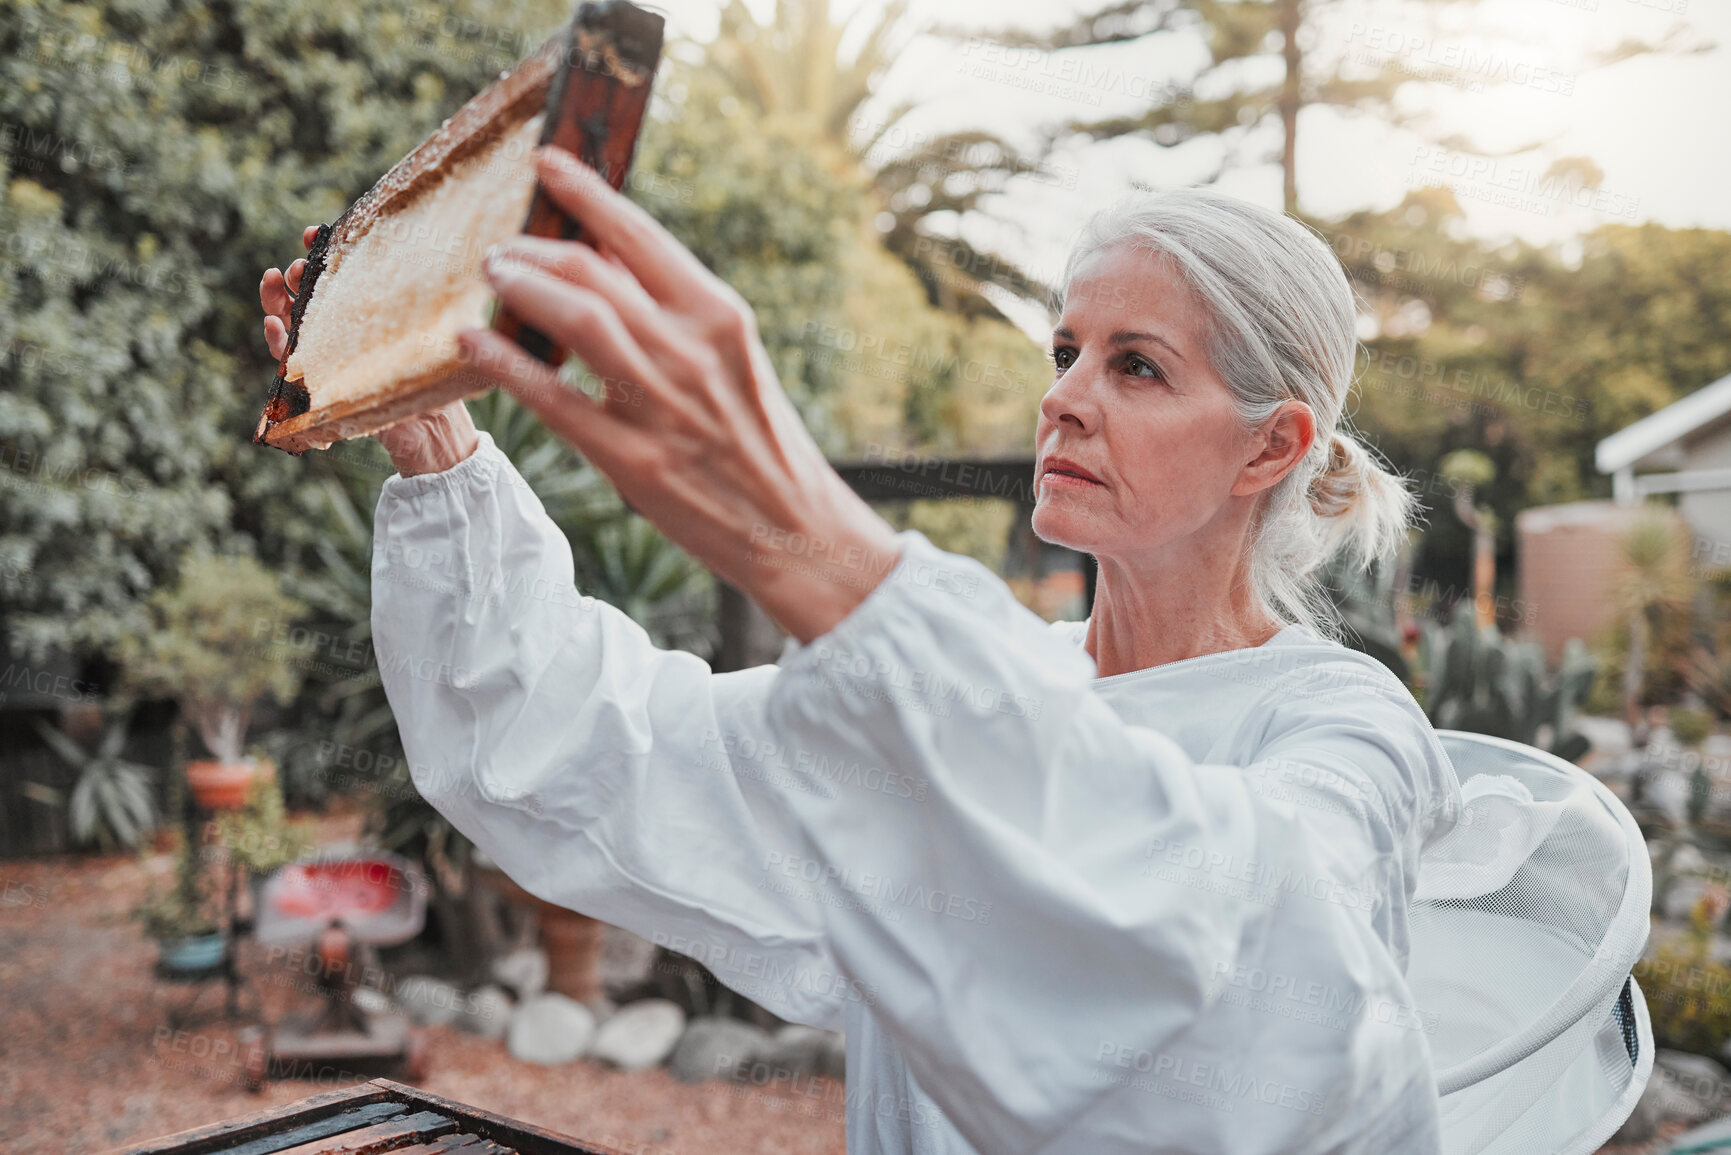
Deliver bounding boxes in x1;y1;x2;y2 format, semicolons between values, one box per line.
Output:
673;11;1056;456
0;0;568;662
32;708;156;850
703;0;1050;318
634;59;863;449
113;553;310;761
1323;191;1731;610
210;768;315;876
132;819;220;940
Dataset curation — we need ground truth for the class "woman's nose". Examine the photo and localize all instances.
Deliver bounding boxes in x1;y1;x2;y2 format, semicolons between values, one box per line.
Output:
1039;356;1101;433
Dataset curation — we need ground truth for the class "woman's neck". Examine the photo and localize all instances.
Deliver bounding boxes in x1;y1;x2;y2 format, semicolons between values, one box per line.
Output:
1082;551;1282;678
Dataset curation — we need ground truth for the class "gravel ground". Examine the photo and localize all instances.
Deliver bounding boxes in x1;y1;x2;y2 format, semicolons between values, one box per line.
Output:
0;814;1674;1155
0;816;844;1155
1601;1128;1689;1154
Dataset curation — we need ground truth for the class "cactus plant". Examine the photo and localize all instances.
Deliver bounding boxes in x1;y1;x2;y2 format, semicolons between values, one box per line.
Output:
1421;608;1598;763
1319;546;1410;683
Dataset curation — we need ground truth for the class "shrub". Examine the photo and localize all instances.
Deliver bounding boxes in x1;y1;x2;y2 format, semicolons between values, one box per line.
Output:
1634;890;1731;1057
1673;705;1717;747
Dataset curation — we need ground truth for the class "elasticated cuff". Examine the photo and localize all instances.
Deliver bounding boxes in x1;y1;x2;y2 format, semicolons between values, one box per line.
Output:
378;429;509;502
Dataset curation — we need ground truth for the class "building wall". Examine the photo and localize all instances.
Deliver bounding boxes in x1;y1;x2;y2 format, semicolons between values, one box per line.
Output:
1515;500;1688;665
1677;428;1731;557
1678;491;1731;558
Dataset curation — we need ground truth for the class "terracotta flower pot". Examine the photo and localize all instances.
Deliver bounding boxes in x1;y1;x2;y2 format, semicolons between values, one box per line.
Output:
539;906;606;1005
476;865;605;1005
186;759;258;811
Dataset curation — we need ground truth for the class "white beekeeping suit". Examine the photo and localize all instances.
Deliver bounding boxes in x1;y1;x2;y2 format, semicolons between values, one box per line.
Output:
371;431;1465;1154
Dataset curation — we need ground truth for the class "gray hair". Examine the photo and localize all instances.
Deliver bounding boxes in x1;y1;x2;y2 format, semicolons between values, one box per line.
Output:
1053;187;1419;642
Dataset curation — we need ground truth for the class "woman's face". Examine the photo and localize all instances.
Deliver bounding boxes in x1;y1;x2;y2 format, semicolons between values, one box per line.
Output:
1032;242;1310;563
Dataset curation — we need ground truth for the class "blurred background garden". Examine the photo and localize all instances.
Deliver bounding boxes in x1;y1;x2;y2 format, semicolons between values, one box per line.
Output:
4;0;1731;1150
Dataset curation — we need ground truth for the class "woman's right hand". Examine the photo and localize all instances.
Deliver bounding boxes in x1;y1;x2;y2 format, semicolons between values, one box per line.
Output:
260;226;478;477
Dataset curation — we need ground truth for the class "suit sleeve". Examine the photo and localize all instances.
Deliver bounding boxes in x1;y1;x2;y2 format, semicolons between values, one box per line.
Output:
369;431;854;1030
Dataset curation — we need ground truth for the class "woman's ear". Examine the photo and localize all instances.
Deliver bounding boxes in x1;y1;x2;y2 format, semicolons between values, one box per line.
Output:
1231;401;1316;497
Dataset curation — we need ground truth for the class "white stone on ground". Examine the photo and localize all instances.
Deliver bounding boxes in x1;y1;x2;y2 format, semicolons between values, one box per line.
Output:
669;1017;772;1084
590;998;686;1071
394;974;462;1027
454;983;514;1040
507;992;596;1065
350;986;392;1016
761;1025;842;1080
491;947;549;999
600;925;659;995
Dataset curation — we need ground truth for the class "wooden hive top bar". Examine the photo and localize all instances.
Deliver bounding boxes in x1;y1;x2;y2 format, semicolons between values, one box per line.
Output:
107;1078;628;1155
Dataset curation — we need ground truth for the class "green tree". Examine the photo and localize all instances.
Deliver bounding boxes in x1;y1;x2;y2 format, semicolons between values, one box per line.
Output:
0;0;568;665
663;31;1053;457
703;0;1049;319
947;0;1709;214
115;553;309;762
632;58;865;449
1303;184;1731;614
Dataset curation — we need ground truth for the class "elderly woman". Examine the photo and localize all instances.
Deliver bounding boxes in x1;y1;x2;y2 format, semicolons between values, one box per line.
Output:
262;146;1462;1154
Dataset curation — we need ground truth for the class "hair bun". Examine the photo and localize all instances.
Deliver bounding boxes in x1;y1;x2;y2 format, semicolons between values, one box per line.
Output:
1308;431;1362;519
1303;429;1418;572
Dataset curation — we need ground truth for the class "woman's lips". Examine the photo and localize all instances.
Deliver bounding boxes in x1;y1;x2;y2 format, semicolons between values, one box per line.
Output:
1042;471;1100;490
1040;458;1104;489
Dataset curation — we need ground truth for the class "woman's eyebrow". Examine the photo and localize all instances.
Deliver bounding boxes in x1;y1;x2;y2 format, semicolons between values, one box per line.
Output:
1112;330;1186;361
1052;326;1186;362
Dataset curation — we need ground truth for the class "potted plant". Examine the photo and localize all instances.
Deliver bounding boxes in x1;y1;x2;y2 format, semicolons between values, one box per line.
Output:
211;763;317;916
116;554;312;810
134;830;224;971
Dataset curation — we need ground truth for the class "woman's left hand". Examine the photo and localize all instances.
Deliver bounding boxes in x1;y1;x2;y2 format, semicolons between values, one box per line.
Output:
456;146;901;644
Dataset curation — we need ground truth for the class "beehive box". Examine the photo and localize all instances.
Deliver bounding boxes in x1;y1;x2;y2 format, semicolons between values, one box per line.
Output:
109;1078;625;1155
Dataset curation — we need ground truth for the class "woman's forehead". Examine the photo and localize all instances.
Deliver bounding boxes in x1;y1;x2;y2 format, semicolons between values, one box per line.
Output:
1060;244;1204;347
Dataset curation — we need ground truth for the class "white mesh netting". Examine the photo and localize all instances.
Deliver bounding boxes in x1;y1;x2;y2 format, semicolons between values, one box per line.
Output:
1409;731;1653;1155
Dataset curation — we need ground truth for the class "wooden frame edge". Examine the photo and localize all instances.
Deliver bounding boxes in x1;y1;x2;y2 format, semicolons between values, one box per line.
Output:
101;1082;394;1155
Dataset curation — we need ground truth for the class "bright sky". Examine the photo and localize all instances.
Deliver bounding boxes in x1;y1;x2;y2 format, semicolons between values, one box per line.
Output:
643;0;1731;338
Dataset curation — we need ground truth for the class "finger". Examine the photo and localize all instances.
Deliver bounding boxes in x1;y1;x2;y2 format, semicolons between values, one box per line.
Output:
491;236;685;367
285;257;306;297
264;315;288;362
303;225;319;251
260;267;292;322
596;241;630;275
491;234;609;287
530;146;714;309
484;260;672;409
455;329;641;469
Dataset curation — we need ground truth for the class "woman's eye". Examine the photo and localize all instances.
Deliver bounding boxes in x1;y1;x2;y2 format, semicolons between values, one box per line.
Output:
1051;347;1075;371
1125;354;1163;380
